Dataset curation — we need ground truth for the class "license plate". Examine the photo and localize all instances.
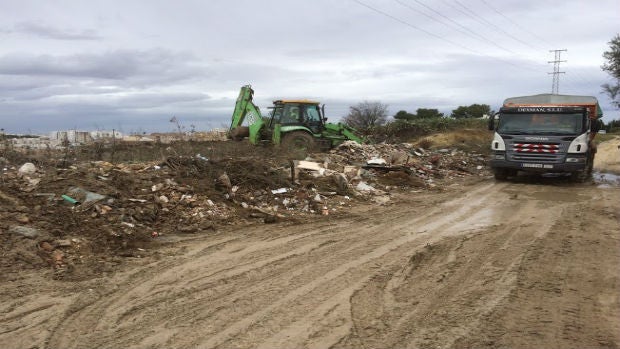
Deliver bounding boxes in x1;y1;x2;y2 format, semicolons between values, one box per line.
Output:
522;163;553;169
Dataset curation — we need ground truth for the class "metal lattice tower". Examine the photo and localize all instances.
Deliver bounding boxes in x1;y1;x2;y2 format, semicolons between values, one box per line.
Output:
548;49;567;94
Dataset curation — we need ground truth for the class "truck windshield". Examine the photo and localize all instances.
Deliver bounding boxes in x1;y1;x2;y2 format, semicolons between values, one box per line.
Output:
497;113;584;135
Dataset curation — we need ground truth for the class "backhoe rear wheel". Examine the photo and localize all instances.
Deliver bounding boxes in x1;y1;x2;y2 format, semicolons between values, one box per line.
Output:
282;131;316;159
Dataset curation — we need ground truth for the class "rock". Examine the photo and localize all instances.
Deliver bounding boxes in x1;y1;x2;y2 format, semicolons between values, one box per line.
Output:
389;151;410;165
15;214;30;224
372;195;391;205
18;162;36;175
263;215;277;224
158;195;169;203
55;239;72;247
332;173;349;193
217;173;232;189
343;165;359;179
39;241;54;251
9;225;42;239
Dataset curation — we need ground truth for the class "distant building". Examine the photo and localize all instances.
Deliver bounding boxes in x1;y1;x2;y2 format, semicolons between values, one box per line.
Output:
49;130;94;144
90;130;123;140
8;135;52;149
122;135;154;142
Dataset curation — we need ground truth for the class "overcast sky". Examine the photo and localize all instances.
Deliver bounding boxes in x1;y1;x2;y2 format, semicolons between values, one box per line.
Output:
1;0;618;134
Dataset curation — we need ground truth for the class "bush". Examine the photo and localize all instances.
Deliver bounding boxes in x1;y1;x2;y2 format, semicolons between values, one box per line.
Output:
363;118;487;143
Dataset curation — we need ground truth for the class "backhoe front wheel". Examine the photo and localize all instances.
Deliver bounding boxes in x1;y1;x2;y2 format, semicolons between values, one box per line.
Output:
282;131;316;159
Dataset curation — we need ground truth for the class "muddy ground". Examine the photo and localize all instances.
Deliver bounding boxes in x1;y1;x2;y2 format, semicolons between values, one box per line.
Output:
1;134;619;349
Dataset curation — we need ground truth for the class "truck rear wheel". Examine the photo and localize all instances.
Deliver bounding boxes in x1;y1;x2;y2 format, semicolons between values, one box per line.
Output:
282;131;316;159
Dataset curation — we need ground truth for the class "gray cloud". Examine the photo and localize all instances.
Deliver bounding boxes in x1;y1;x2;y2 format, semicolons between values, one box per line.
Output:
0;49;204;81
13;22;102;40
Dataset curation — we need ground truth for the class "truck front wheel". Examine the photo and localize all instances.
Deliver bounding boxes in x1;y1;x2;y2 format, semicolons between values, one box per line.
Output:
493;168;517;180
493;168;509;180
571;153;594;183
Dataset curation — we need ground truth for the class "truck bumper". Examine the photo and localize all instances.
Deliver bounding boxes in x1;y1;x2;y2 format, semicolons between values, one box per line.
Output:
490;158;586;173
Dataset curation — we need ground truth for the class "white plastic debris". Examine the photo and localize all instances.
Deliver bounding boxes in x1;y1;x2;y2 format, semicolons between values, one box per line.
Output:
271;188;288;194
297;161;323;171
356;182;376;192
367;158;387;165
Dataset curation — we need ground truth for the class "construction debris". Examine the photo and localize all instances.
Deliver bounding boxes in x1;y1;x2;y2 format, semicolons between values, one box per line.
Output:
0;140;489;280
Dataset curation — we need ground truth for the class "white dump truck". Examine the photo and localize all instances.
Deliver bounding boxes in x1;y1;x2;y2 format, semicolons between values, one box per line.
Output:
488;94;603;181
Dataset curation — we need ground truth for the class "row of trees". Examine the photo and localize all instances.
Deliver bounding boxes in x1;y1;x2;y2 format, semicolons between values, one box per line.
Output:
343;101;492;129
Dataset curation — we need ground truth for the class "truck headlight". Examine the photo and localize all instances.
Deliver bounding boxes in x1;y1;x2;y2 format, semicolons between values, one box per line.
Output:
494;153;505;160
565;157;585;163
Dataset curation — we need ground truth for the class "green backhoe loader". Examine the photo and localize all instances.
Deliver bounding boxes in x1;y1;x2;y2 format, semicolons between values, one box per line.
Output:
229;85;364;155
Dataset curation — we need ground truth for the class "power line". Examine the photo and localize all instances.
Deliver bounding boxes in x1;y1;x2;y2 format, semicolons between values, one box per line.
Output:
352;0;480;54
477;0;552;50
396;0;520;55
447;0;543;53
352;0;545;74
475;0;603;90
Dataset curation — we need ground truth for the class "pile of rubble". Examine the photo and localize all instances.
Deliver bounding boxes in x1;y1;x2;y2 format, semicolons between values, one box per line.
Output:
0;140;489;279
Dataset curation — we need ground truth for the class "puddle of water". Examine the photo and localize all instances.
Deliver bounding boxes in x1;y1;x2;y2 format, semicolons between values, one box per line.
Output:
593;172;620;188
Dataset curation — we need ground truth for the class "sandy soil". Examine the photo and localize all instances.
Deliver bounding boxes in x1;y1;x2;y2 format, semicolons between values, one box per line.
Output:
1;140;619;349
595;136;620;174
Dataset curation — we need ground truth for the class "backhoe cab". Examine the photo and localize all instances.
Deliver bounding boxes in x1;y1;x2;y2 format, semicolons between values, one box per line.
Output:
229;85;363;155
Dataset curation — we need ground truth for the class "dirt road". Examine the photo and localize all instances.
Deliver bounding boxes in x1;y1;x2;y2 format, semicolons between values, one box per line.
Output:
2;140;619;349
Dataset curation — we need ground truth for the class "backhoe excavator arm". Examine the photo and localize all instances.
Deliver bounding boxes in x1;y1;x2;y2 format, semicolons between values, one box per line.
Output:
229;85;265;144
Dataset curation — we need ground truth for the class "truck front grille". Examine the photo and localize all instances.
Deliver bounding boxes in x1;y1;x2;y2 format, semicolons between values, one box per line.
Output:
508;141;564;163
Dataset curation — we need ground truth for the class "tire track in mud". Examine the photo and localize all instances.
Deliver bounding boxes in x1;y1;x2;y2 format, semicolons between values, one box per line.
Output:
453;188;620;349
44;181;613;349
337;199;558;349
46;182;506;348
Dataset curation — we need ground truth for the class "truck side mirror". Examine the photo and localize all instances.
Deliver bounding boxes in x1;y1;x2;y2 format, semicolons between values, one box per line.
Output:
590;119;602;133
487;113;498;131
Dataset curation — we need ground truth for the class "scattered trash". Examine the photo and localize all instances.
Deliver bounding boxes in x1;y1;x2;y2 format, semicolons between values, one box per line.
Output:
367;158;387;165
321;206;329;215
297;160;323;171
356;182;376;192
271;188;288;194
61;195;80;205
128;198;147;203
68;187;106;204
